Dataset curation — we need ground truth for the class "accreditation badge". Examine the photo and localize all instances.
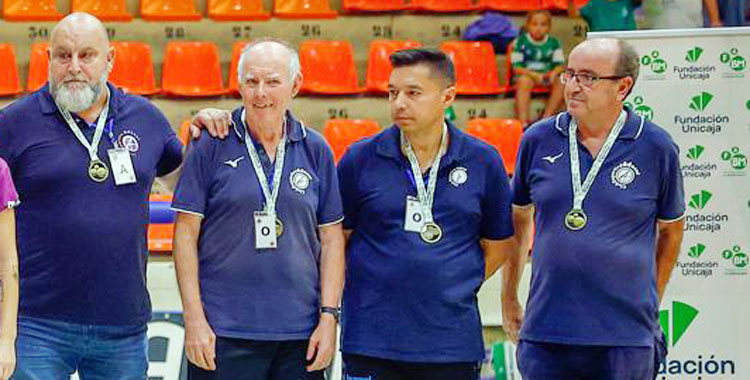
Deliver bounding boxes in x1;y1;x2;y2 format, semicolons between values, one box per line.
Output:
107;148;136;186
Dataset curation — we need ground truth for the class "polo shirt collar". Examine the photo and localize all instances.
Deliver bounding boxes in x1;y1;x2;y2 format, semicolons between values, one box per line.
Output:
553;107;645;140
39;82;124;117
231;108;307;143
375;119;466;167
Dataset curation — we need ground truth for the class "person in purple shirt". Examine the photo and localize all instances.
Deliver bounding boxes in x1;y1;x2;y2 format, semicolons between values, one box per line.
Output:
0;13;183;379
504;38;685;379
172;38;345;380
0;157;19;380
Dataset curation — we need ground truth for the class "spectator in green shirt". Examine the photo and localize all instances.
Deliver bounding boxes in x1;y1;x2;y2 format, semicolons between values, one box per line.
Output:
512;10;565;126
568;0;641;32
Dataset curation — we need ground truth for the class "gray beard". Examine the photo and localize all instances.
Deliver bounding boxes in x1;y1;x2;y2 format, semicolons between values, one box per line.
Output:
50;74;108;113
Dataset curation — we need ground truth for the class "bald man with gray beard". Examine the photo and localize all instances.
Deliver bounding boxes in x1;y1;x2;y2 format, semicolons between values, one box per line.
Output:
0;13;183;379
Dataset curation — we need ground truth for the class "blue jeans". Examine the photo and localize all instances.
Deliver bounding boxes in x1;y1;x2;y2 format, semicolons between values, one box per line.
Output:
12;316;148;380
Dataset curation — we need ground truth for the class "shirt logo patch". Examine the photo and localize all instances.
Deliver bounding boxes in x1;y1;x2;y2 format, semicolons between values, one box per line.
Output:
223;156;244;168
449;166;468;187
542;152;564;164
611;161;641;189
117;130;141;153
290;168;312;194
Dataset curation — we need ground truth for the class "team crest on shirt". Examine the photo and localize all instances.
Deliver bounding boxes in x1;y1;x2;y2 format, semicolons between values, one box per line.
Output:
117;130;141;153
449;167;468;187
611;161;641;190
290;168;312;194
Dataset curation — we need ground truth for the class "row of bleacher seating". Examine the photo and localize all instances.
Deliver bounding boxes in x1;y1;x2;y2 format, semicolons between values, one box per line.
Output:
151;116;524;252
3;0;590;21
0;39;524;97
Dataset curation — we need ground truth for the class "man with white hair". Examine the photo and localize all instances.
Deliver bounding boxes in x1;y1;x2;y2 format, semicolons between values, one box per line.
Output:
504;38;684;379
172;38;345;379
0;12;183;379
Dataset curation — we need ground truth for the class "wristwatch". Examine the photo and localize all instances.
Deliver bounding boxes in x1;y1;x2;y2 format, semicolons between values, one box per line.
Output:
321;306;340;322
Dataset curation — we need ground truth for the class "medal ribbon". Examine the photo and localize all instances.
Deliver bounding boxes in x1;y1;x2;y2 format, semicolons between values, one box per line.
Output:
56;88;111;163
401;122;448;225
241;109;287;214
568;110;627;211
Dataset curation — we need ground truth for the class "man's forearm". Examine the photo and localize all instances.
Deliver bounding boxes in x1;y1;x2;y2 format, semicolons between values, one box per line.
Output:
319;224;345;309
655;220;684;303
173;214;207;322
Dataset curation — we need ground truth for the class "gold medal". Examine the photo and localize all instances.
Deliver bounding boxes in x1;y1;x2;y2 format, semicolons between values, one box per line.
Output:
275;217;284;237
88;160;109;182
420;222;443;244
564;209;587;231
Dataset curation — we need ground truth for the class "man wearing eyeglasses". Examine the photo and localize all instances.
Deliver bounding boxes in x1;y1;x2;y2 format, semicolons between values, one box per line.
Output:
502;38;685;379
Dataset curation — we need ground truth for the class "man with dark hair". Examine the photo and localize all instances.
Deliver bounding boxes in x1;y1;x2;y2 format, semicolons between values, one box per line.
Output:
503;38;684;379
337;47;517;379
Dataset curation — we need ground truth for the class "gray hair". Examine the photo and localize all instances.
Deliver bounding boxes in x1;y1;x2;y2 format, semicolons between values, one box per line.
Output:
236;37;301;84
615;40;639;94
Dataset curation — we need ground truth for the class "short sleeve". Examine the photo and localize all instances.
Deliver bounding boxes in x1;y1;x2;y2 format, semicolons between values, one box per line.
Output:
551;39;565;66
0;158;19;209
337;147;359;230
171;131;214;217
0;111;18;166
657;141;685;221
480;149;514;240
511;135;533;207
511;37;525;68
315;138;344;226
156;116;184;177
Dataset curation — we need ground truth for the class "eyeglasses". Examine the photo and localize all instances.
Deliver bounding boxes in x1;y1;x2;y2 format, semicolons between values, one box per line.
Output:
560;69;626;87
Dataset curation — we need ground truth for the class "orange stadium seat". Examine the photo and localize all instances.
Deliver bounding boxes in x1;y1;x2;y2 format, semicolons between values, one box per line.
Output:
3;0;63;21
109;42;159;95
485;0;546;11
439;41;503;95
0;45;23;96
412;0;482;12
162;42;229;97
342;0;411;12
274;0;337;18
299;40;363;94
323;119;381;162
71;0;133;21
26;42;49;92
366;40;422;93
178;119;192;146
545;0;588;9
148;194;175;253
502;41;550;94
228;41;249;94
140;0;201;21
208;0;270;21
465;118;523;175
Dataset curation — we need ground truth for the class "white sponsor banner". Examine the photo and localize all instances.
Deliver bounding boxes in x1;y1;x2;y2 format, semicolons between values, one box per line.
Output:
592;28;750;379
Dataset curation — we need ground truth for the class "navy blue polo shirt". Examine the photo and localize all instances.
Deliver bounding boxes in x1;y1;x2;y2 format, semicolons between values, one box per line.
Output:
0;83;183;326
172;108;343;340
512;110;685;347
338;122;514;362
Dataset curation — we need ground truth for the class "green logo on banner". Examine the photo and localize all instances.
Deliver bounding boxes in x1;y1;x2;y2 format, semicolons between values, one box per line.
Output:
659;301;699;347
688;243;706;258
625;96;653;120
686;145;705;160
721;147;747;170
746;99;750;110
720;48;747;72
641;50;667;74
722;245;748;268
688;190;712;210
689;92;714;111
685;46;703;63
